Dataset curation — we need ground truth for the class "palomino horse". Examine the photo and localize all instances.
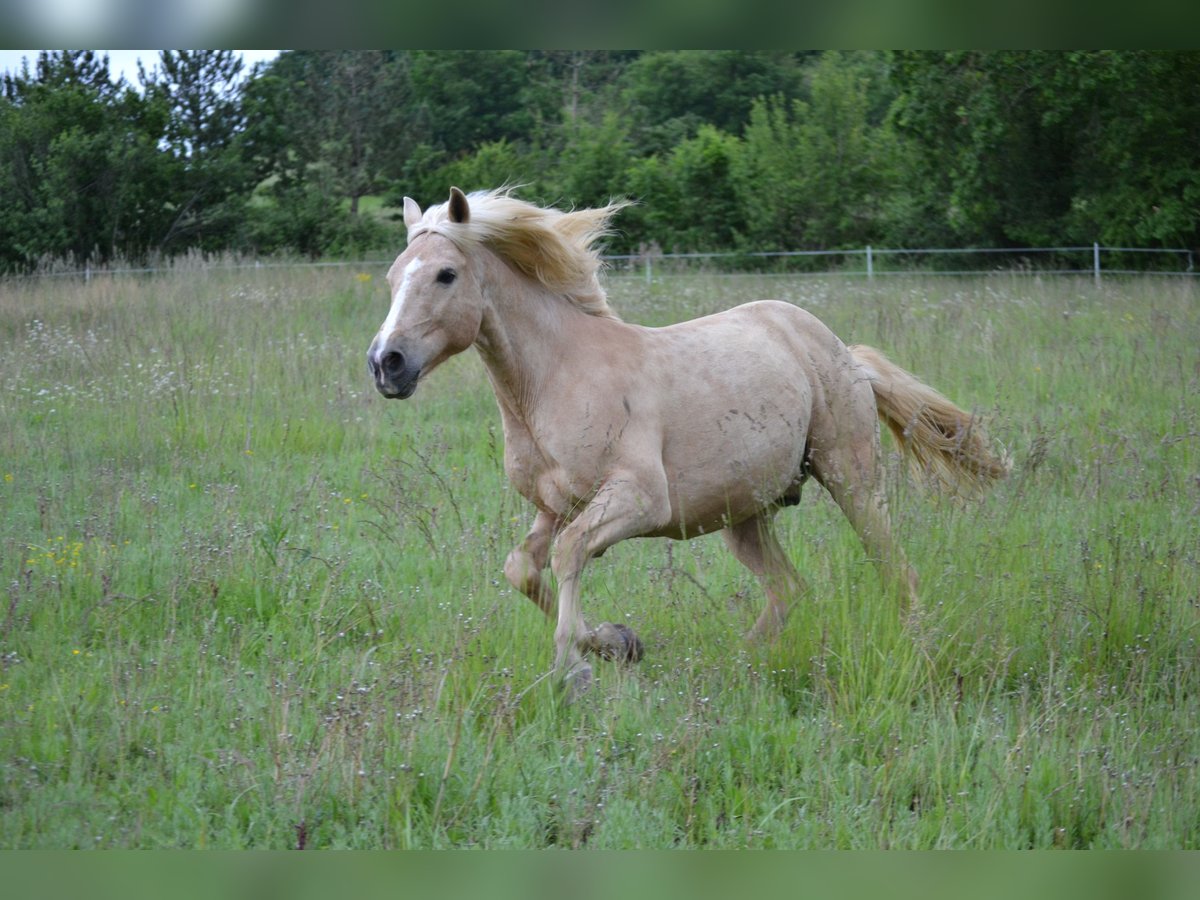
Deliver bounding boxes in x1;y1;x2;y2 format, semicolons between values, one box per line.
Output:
367;187;1008;696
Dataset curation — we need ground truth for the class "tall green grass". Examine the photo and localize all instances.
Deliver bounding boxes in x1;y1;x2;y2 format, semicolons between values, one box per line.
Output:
1;266;1197;847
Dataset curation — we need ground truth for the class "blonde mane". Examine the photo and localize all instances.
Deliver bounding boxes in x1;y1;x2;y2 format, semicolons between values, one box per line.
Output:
408;188;629;319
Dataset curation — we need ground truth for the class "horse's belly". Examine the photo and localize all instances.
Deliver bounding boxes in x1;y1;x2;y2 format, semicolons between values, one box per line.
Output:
662;463;805;536
658;398;811;536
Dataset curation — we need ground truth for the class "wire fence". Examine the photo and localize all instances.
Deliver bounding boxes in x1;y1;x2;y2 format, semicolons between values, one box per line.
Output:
605;243;1196;283
7;242;1197;282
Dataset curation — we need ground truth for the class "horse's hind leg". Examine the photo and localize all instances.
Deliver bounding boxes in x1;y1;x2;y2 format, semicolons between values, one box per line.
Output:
722;512;810;642
810;430;920;611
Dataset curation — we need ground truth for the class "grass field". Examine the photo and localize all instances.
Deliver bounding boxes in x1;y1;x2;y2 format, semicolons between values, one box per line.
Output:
1;264;1197;848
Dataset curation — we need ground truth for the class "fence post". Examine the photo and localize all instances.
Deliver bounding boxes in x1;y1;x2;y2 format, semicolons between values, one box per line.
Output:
645;256;652;286
1093;242;1101;283
866;246;873;280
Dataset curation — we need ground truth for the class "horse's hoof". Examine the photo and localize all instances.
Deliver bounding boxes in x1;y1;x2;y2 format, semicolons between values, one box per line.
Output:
561;661;594;702
586;622;645;663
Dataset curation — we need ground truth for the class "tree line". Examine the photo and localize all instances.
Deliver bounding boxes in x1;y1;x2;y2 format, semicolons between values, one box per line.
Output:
1;50;1197;273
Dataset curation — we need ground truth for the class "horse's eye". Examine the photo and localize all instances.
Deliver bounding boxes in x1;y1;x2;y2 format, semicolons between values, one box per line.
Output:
436;268;457;285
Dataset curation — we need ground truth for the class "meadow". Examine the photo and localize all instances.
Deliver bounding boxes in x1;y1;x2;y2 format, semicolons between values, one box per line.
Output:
1;263;1197;848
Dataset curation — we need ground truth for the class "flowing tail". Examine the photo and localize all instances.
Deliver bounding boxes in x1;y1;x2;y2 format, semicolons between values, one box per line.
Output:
849;344;1010;496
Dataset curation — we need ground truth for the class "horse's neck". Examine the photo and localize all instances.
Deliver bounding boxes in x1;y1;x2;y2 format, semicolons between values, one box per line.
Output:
475;272;600;420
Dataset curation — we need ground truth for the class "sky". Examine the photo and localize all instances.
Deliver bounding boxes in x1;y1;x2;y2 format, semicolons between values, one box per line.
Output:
0;49;280;84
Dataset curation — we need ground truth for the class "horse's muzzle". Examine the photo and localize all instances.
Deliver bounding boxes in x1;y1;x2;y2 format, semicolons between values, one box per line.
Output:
367;346;421;399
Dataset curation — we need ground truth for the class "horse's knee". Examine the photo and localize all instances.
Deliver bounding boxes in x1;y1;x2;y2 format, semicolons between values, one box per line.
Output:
503;547;539;595
549;535;589;585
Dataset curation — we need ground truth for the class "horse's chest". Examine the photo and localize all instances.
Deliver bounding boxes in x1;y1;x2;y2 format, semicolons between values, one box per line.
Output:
502;421;604;518
502;421;562;502
505;451;588;518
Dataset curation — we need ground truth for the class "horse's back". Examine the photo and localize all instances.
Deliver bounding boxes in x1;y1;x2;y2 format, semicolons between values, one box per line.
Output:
647;299;862;411
661;299;849;364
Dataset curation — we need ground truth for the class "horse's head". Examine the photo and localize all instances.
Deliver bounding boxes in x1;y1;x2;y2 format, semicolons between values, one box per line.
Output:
367;187;483;399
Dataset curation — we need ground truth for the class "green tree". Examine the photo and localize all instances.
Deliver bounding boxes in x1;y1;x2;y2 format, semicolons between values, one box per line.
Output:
626;125;744;253
5;50;1193;266
247;51;410;214
547;111;635;210
407;51;546;154
887;50;1200;251
0;51;170;269
619;51;808;156
889;51;1078;247
1055;51;1200;249
429;140;537;199
240;51;405;256
139;50;261;251
735;53;899;251
525;51;636;127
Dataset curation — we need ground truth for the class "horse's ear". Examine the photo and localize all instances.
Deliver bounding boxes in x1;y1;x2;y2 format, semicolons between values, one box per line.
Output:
403;197;422;230
448;186;470;224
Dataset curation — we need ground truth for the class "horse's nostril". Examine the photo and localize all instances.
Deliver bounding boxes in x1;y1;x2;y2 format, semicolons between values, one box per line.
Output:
381;350;405;377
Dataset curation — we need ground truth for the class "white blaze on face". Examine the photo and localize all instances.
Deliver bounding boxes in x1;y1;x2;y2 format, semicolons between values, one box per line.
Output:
374;256;424;361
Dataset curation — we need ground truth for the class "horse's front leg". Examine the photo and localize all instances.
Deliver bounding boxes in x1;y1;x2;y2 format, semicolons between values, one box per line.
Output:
503;509;559;619
550;472;668;698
